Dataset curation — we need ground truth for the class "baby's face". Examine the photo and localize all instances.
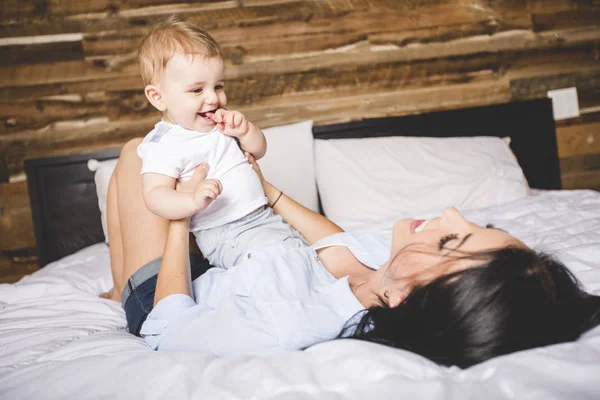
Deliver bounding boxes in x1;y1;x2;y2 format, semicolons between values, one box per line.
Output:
160;53;227;132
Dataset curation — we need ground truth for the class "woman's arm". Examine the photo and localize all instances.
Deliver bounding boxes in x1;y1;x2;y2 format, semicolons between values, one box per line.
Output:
245;152;342;245
248;154;371;280
261;165;371;280
153;163;220;306
154;218;193;306
266;181;343;245
246;152;342;244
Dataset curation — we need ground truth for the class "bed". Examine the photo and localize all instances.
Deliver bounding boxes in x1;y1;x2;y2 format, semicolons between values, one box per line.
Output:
1;99;598;399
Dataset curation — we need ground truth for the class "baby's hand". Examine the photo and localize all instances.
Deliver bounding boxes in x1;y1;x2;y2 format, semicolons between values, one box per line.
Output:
210;109;250;138
177;163;223;212
191;179;222;211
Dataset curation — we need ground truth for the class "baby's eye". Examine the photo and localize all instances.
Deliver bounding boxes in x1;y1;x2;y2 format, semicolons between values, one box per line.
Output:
192;88;203;94
438;233;458;250
215;84;225;90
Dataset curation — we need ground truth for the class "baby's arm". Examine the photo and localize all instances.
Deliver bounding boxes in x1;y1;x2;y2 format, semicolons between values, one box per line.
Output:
211;109;267;159
142;168;222;220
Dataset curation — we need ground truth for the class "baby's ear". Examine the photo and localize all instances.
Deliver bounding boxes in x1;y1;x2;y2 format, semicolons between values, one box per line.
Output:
144;85;166;111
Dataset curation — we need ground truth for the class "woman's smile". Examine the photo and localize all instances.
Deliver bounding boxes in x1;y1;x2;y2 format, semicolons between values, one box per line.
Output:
410;219;425;234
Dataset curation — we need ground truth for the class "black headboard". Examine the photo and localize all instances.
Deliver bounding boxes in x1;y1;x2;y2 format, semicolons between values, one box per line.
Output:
25;149;121;267
313;98;560;190
24;98;559;267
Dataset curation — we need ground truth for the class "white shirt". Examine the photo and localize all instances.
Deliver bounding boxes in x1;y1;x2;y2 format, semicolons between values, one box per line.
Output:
137;121;268;230
141;232;392;356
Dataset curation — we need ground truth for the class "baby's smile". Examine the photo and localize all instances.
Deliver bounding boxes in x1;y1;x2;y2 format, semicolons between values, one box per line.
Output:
197;110;218;125
198;109;217;118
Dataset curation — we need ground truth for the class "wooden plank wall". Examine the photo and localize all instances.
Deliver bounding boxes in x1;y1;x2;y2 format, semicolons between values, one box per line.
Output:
0;0;599;281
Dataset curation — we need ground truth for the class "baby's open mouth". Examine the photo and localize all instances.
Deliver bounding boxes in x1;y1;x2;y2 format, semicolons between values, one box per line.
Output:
198;109;217;118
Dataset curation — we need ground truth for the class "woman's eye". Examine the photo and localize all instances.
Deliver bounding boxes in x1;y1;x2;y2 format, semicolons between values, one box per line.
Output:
192;88;203;93
485;223;508;233
438;233;458;250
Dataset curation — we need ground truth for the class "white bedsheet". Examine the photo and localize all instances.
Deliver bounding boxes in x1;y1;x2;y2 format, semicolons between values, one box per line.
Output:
0;190;599;399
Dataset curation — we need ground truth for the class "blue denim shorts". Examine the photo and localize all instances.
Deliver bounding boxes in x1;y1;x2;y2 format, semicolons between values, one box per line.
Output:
122;252;211;336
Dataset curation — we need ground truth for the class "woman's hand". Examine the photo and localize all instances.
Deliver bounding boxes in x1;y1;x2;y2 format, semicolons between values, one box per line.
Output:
244;152;265;184
244;151;279;201
177;163;223;213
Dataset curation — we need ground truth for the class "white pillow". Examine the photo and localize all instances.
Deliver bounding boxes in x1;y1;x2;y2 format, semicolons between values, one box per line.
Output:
88;120;318;242
260;120;319;212
314;136;530;223
87;158;118;243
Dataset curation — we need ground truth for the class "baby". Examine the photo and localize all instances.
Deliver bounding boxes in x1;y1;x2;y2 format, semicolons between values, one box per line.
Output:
137;17;304;268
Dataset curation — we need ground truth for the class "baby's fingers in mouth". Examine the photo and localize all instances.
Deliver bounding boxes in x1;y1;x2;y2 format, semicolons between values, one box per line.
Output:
198;109;217;118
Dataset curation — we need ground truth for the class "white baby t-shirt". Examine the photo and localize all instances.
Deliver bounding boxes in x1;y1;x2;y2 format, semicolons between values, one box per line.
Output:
137;121;268;231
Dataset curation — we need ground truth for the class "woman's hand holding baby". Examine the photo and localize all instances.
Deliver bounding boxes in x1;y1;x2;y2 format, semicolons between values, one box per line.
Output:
177;163;223;213
244;151;281;207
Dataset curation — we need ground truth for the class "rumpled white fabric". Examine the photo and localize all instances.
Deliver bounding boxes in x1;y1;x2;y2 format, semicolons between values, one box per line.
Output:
0;190;599;399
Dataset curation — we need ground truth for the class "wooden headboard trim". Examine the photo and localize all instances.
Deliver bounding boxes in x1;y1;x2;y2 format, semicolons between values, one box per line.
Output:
25;149;121;267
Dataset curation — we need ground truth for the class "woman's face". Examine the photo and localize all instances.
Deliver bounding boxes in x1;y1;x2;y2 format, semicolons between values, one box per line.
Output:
376;207;527;307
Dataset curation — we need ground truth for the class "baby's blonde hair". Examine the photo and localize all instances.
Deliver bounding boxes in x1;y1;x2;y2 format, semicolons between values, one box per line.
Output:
138;16;222;86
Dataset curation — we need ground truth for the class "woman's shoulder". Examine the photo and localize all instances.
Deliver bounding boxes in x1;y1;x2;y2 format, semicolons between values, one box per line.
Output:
315;231;391;271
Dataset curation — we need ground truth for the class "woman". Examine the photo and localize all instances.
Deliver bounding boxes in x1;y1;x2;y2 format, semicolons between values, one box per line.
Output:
107;138;600;368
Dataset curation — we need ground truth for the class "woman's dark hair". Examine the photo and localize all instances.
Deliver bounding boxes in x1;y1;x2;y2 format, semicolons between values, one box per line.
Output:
341;247;600;368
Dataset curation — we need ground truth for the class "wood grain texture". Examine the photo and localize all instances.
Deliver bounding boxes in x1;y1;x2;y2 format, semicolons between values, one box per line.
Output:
1;0;593;38
556;122;600;159
0;181;35;251
0;252;39;283
0;78;512;176
561;152;600;191
1;39;84;65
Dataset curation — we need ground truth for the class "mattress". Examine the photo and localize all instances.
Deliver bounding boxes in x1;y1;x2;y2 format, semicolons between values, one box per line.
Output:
0;190;598;399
